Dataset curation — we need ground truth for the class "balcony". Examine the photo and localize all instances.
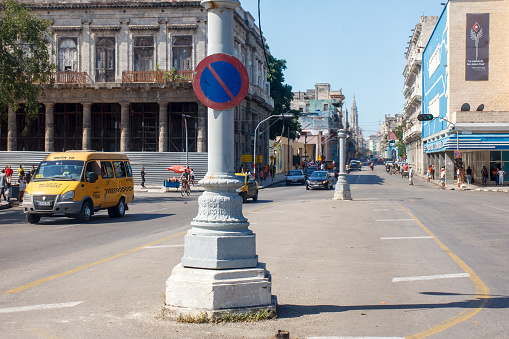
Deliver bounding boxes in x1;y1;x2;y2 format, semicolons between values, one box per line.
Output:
403;122;422;143
122;70;193;83
53;71;87;84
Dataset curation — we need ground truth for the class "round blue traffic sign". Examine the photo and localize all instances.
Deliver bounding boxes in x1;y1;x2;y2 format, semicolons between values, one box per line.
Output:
193;53;249;111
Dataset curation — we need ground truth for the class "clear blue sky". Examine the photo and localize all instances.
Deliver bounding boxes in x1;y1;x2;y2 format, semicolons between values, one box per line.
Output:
240;0;446;137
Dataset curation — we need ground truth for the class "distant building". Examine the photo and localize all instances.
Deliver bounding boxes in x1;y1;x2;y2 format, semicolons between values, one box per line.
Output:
1;0;274;173
422;0;509;185
403;16;439;174
291;83;344;164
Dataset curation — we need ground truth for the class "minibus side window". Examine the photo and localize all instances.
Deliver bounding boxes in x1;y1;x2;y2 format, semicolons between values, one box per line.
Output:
113;161;126;178
100;161;114;179
124;161;132;177
85;162;92;182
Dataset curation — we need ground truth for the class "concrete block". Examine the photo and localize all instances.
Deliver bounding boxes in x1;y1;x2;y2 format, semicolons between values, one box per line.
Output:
164;263;274;317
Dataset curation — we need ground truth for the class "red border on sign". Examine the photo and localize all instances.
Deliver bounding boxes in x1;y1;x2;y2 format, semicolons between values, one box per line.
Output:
193;53;250;111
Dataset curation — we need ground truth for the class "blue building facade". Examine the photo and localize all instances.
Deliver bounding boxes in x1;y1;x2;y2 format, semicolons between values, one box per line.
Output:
422;0;509;185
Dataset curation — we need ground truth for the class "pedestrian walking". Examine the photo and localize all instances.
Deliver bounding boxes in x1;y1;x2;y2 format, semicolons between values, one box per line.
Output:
408;166;414;185
498;168;505;186
18;171;27;202
466;166;473;184
440;167;445;189
0;169;7;201
17;164;25;178
481;166;488;186
431;165;435;180
427;165;431;183
493;168;499;186
141;167;146;188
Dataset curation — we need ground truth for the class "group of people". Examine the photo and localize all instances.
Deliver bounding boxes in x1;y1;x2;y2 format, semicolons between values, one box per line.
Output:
426;164;507;188
0;164;36;203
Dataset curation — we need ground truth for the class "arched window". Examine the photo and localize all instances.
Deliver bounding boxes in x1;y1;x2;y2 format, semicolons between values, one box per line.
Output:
96;37;115;82
58;38;77;71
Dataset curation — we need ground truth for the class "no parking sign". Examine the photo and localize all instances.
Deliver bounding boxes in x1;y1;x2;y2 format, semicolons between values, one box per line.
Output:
193;53;249;111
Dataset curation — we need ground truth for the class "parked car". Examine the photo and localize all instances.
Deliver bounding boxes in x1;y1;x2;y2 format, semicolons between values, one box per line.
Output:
235;173;258;203
285;169;305;185
306;170;334;190
349;160;362;171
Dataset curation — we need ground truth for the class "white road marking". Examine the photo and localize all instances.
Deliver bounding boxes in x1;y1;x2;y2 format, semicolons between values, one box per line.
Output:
373;209;404;211
0;301;83;314
483;204;509;212
55;224;80;229
143;208;168;213
370;202;398;205
308;337;405;339
376;219;414;222
143;245;184;249
248;211;284;213
355;175;362;183
381;236;433;240
392;273;470;282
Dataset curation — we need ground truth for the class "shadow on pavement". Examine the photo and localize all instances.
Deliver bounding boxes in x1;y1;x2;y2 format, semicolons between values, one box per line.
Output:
277;295;508;318
347;174;385;185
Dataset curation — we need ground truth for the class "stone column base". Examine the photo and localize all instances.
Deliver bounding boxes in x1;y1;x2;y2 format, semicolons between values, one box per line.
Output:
333;182;352;200
164;263;275;320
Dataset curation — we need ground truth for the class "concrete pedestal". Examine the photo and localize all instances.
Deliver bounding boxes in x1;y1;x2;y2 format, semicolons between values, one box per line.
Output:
333;176;352;200
164;263;275;319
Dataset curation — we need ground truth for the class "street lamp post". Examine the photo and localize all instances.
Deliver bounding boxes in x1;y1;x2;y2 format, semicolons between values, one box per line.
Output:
182;114;191;168
332;101;352;200
253;113;293;180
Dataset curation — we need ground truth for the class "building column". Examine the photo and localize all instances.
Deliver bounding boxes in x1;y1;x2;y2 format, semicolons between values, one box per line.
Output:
82;103;92;150
7;104;16;151
45;103;54;152
120;102;130;152
158;102;168;152
197;103;207;152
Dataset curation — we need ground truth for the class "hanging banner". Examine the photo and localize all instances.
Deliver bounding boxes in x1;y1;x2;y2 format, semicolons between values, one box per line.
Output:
466;13;489;81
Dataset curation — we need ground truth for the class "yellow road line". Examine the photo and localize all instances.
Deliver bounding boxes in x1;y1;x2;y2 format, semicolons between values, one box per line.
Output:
27;328;63;339
3;231;187;294
245;201;283;213
396;202;490;339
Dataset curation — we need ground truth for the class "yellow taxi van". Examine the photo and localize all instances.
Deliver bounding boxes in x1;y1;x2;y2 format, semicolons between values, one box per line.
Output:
22;151;134;224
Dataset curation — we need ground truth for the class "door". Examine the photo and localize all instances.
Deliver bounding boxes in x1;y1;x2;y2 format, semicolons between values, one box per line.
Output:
83;161;105;209
100;161;118;207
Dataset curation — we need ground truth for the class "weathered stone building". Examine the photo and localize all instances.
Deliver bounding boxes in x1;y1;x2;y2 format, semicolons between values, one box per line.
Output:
402;16;438;174
1;0;273;170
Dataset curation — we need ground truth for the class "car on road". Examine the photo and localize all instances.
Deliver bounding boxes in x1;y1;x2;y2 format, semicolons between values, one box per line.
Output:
285;169;305;185
235;173;258;203
306;170;334;190
304;166;317;179
349;160;362;171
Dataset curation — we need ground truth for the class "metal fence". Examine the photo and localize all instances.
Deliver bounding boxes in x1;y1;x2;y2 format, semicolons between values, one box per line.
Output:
0;151;208;187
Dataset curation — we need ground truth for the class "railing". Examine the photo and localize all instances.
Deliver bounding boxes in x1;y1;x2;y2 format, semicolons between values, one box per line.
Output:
122;70;194;83
54;71;87;84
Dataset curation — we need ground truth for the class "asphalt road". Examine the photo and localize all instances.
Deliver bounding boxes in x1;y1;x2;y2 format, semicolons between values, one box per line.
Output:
0;166;508;338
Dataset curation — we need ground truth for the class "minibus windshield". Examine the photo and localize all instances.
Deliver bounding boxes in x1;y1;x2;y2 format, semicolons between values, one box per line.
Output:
32;160;85;181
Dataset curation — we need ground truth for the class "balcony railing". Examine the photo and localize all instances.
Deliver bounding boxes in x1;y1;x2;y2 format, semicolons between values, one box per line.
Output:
53;71;87;84
122;70;193;83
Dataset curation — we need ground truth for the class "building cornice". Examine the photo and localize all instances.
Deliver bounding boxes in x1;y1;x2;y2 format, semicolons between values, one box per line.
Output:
23;1;202;10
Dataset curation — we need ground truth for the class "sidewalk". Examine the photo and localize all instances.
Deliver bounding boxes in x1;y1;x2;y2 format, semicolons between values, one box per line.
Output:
420;173;509;192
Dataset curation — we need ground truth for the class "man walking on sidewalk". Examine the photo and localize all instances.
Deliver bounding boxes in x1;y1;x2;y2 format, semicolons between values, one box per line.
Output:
141;167;146;188
0;169;7;201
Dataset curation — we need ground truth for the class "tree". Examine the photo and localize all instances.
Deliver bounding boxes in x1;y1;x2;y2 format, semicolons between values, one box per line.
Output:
266;45;300;140
0;0;54;134
394;122;407;159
